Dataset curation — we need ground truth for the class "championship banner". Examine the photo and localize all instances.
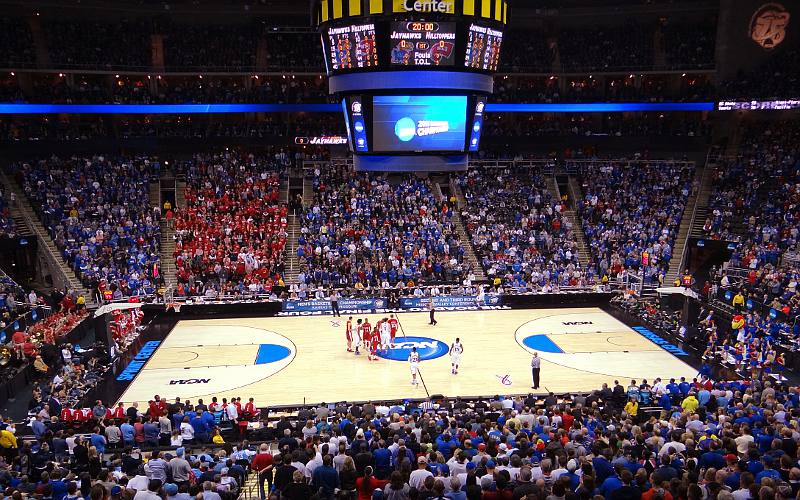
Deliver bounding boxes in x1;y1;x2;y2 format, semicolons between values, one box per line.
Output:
400;294;503;309
281;298;387;312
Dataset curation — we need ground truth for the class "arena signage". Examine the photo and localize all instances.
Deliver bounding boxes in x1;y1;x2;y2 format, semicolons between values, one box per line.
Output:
169;378;210;385
562;321;593;326
294;136;349;145
399;295;503;309
282;298;387;312
749;3;791;50
631;326;688;356
395;0;454;14
376;336;449;361
116;341;161;381
718;99;800;110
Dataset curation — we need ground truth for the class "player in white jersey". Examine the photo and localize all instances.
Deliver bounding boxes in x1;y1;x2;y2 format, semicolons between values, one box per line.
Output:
379;317;391;354
408;347;420;386
449;338;464;374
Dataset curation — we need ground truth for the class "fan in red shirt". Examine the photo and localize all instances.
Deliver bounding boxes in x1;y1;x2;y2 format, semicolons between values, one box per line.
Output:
112;403;126;420
251;444;274;497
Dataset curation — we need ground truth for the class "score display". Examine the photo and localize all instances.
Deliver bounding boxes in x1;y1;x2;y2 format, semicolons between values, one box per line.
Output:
326;23;379;70
464;24;503;71
390;21;457;66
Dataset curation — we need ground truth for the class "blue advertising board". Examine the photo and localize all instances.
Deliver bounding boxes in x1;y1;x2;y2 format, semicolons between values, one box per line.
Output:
400;295;503;309
282;298;388;312
280;295;503;313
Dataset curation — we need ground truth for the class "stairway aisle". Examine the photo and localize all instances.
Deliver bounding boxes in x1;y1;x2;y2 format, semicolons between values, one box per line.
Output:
667;159;715;285
452;212;488;282
565;177;593;270
159;220;177;289
284;214;301;284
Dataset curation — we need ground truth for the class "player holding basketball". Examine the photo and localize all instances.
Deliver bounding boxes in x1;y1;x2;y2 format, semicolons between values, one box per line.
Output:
380;317;391;354
345;316;354;352
388;314;399;346
409;347;420;386
449;338;463;375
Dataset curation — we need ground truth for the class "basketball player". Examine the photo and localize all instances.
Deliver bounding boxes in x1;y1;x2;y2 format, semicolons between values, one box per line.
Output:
475;286;486;309
361;318;372;354
409;347;420;386
379;317;391;354
345;316;354;352
388;314;399;346
449;338;463;375
372;319;381;355
369;329;381;361
354;319;363;355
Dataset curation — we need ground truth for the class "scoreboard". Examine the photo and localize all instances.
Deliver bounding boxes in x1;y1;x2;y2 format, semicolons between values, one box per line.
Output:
390;22;457;66
314;0;508;170
326;23;379;70
320;19;505;76
465;23;503;72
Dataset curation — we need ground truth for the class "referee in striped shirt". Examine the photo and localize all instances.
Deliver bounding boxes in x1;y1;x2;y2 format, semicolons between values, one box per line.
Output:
531;352;541;389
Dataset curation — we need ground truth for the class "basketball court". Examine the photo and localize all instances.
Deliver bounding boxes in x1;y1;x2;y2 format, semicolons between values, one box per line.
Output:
116;307;697;407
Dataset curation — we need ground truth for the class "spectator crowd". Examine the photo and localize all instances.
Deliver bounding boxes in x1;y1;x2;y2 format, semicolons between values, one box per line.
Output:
172;151;289;297
297;166;470;290
575;160;695;285
457;167;594;292
14;156;162;297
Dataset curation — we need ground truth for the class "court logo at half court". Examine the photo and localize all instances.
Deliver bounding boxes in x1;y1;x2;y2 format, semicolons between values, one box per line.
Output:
377;336;449;361
169;378;210;385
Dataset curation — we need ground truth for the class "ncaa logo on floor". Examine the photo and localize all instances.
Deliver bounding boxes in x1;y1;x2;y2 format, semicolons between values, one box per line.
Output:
378;336;449;361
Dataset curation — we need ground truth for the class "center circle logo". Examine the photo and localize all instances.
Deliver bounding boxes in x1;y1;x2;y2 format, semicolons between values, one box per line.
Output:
394;117;417;142
377;336;449;361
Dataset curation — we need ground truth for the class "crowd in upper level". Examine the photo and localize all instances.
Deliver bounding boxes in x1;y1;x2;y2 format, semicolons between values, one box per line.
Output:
0;15;717;74
0;186;16;240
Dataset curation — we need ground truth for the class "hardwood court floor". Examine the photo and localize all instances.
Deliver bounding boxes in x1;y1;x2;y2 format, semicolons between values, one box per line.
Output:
116;308;697;407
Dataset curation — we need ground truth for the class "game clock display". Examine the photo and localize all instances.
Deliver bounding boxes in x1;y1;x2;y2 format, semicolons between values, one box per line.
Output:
390;21;457;66
326;23;379;70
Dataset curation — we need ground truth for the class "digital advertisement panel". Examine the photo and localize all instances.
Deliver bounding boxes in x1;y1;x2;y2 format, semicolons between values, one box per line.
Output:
468;97;486;152
372;95;467;152
348;96;369;152
390;21;457;66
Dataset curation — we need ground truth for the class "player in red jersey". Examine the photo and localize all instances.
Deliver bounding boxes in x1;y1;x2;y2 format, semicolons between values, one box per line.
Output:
388;314;399;347
345;316;354;352
361;318;372;353
369;331;380;361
